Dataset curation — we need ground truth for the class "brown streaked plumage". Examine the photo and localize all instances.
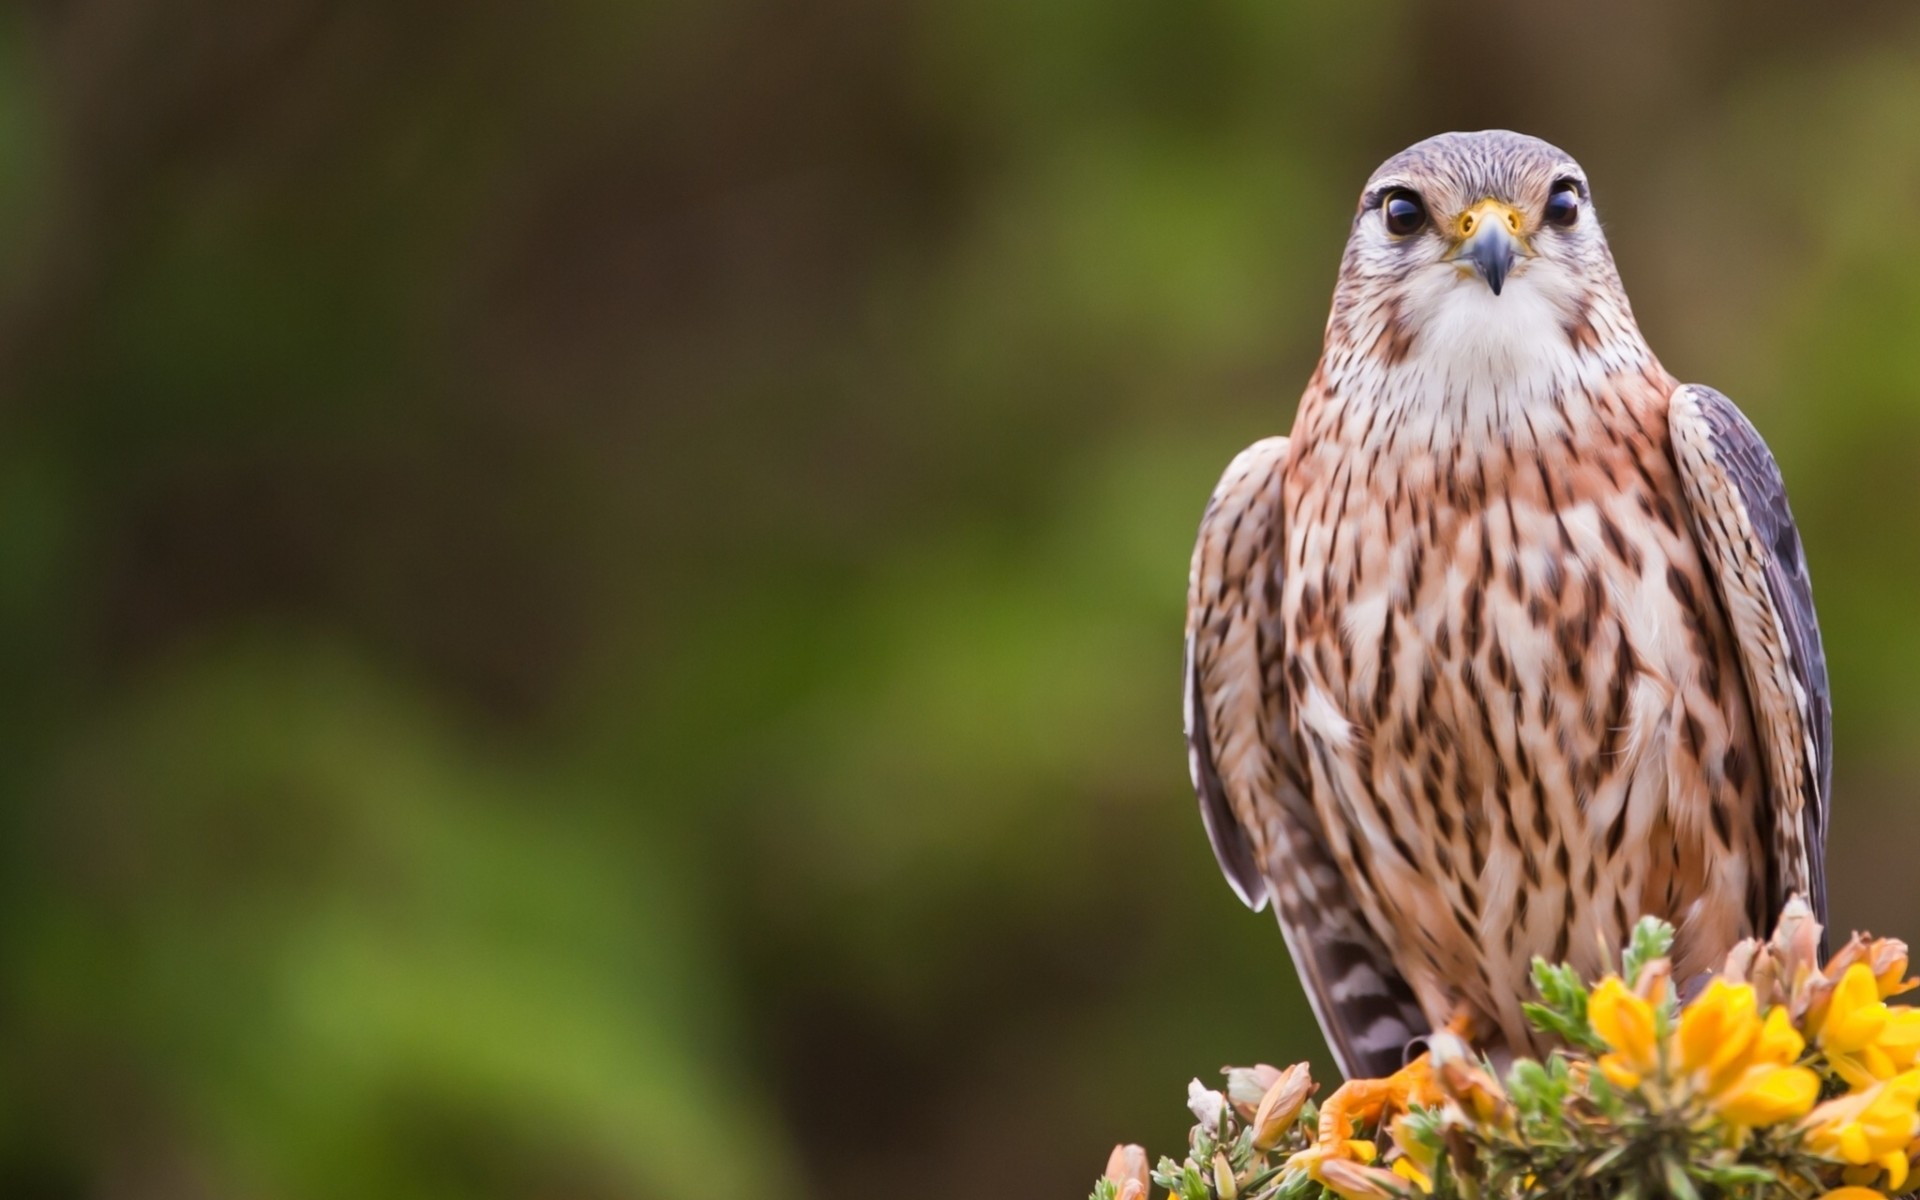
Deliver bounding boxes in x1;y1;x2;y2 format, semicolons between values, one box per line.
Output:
1184;131;1830;1078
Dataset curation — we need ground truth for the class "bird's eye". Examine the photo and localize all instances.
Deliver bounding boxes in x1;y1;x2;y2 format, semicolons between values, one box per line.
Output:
1544;179;1581;228
1383;190;1427;236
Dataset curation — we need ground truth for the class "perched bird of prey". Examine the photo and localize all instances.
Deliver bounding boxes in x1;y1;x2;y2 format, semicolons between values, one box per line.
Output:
1184;131;1830;1078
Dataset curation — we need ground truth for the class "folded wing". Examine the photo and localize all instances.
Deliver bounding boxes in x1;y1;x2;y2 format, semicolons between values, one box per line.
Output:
1184;437;1429;1079
1668;385;1832;934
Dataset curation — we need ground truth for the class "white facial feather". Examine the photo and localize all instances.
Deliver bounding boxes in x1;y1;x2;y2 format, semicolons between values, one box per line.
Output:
1316;132;1656;456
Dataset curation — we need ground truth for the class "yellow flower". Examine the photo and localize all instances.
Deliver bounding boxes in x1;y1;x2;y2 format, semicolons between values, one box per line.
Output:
1590;976;1661;1089
1818;964;1920;1089
1678;979;1760;1092
1712;1062;1821;1127
1753;1005;1806;1065
1876;1007;1920;1069
1668;984;1821;1128
1286;1137;1375;1173
1389;1157;1432;1194
1800;1070;1920;1191
1823;965;1891;1054
1387;1114;1436;1195
1821;1188;1896;1200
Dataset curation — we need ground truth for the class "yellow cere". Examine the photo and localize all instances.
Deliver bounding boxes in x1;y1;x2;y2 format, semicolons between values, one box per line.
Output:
1456;198;1526;241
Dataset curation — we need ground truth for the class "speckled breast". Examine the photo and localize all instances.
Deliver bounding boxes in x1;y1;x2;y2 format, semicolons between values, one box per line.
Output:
1278;384;1769;1051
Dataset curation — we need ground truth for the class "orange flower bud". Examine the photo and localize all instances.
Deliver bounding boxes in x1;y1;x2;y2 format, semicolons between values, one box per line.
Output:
1772;895;1825;978
1317;1156;1416;1199
1870;939;1918;998
1224;1063;1283;1119
1251;1062;1316;1150
1826;935;1875;986
1103;1144;1151;1200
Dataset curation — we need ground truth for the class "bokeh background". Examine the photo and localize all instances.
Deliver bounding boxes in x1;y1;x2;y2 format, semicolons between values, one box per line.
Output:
5;2;1920;1197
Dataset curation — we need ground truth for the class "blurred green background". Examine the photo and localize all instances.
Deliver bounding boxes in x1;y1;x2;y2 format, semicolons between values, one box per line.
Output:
4;2;1920;1197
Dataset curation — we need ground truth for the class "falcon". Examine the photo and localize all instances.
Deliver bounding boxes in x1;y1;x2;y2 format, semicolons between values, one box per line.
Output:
1183;131;1830;1078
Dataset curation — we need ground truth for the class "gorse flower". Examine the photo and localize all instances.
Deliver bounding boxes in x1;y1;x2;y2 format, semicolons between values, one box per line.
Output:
1814;963;1920;1090
1386;1113;1437;1194
1800;1070;1920;1192
1674;978;1821;1129
1826;933;1920;1002
1710;1044;1822;1129
1582;963;1822;1141
1676;977;1762;1090
1589;975;1661;1091
1094;911;1920;1200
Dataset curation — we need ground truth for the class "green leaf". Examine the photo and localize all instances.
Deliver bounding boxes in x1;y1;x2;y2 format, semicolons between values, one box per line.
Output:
1270;1168;1318;1200
1179;1160;1211;1200
1586;1067;1623;1116
1524;958;1604;1051
1236;1162;1286;1196
1579;1143;1629;1178
1660;1155;1701;1200
1701;1162;1780;1187
1508;1057;1552;1102
1623;917;1676;984
1152;1156;1186;1190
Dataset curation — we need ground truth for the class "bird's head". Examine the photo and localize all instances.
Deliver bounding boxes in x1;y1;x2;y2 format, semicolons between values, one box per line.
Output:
1326;131;1647;382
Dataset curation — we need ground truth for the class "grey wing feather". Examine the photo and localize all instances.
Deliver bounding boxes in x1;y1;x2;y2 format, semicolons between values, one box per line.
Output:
1668;386;1831;931
1184;437;1428;1080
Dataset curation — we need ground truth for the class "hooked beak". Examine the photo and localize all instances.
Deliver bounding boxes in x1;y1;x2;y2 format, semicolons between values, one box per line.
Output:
1451;198;1528;296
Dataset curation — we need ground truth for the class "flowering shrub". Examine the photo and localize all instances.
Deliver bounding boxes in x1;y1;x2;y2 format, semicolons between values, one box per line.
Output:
1092;902;1920;1199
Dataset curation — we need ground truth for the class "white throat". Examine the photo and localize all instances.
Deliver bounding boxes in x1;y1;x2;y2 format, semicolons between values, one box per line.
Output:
1320;269;1652;457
